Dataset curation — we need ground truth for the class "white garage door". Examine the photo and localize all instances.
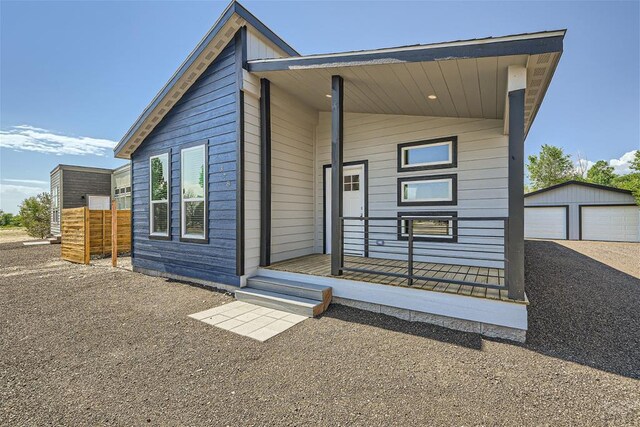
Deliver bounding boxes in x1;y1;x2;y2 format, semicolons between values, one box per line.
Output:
525;207;567;239
581;205;640;242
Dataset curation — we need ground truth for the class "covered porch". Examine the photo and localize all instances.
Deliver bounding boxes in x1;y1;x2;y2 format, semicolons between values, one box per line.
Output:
243;31;565;305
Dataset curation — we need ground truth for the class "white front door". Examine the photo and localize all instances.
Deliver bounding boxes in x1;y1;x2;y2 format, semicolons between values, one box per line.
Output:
325;164;365;256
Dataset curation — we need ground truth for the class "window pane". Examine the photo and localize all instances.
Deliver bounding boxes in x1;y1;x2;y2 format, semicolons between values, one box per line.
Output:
404;143;450;166
184;200;205;236
151;155;169;201
152;203;168;234
413;219;450;236
403;180;451;201
182;147;205;199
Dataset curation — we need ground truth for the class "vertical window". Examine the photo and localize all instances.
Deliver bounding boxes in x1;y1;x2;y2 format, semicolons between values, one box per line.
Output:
51;186;59;223
181;145;206;240
150;153;170;236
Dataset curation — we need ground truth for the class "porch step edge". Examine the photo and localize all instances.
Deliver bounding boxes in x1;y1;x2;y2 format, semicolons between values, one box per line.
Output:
247;276;331;302
235;288;324;317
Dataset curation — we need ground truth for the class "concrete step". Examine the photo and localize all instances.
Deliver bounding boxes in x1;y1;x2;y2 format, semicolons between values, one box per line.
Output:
247;276;331;303
235;288;325;317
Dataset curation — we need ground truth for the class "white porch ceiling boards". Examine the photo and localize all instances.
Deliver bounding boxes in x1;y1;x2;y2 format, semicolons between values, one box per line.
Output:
252;52;560;134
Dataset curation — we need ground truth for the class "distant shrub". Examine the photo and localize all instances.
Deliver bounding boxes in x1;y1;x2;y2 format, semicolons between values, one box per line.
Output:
19;193;51;238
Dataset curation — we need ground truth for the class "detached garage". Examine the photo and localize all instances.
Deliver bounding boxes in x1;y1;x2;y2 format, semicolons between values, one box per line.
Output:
525;181;639;242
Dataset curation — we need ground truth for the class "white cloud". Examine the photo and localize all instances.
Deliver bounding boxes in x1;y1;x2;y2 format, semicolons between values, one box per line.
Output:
608;150;638;175
0;125;117;156
2;178;49;185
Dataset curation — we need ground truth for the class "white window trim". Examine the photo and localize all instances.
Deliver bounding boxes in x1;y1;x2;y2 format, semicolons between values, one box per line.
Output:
180;145;207;240
401;178;453;203
149;153;170;237
401;140;453;168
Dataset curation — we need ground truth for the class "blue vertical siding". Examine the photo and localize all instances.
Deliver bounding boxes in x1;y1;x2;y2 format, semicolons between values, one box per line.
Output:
131;39;240;286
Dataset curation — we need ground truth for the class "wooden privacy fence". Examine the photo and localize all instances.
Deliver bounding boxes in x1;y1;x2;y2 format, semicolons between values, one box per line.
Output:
61;207;131;264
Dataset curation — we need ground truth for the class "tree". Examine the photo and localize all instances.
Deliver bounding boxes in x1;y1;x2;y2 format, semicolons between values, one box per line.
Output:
630;150;640;172
586;160;617;186
19;193;51;238
527;145;575;190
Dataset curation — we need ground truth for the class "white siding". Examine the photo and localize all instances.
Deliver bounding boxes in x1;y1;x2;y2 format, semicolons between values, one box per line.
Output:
314;113;508;268
270;85;318;262
525;184;636;240
246;28;287;60
243;72;261;277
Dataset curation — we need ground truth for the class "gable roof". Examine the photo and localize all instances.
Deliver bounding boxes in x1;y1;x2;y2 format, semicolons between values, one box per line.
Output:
114;1;297;159
525;180;633;198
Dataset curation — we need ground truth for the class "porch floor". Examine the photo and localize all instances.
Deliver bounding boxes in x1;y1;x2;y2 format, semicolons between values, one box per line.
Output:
265;254;525;304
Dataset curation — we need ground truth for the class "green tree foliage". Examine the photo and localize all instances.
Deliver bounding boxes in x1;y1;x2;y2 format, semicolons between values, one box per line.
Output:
586;160;617;186
527;145;575;190
630;150;640;172
19;193;51;238
0;210;23;227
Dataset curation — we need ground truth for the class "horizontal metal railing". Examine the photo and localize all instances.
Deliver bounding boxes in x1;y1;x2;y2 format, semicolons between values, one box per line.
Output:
339;216;509;290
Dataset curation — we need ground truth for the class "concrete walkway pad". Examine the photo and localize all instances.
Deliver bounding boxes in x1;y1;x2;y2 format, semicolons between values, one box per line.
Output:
189;301;307;342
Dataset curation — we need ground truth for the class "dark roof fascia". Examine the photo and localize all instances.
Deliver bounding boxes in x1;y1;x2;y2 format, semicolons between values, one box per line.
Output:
113;1;298;158
50;164;115;175
525;180;633;198
247;32;565;73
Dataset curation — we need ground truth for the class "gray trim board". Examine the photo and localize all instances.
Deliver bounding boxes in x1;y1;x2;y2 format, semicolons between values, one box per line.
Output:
248;33;564;72
259;78;271;267
235;27;247;276
330;75;344;276
507;88;525;301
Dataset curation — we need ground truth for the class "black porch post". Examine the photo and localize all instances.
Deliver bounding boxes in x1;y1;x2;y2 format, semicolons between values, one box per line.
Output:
259;78;271;267
507;88;525;300
331;75;344;276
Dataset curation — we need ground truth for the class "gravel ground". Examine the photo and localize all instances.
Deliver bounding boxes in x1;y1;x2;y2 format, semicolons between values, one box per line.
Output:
1;240;639;426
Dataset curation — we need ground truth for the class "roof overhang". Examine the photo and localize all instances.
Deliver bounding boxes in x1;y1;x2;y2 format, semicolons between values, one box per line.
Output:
249;30;565;135
114;1;298;159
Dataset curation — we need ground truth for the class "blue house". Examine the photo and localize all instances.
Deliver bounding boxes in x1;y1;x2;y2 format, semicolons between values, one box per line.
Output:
114;1;565;341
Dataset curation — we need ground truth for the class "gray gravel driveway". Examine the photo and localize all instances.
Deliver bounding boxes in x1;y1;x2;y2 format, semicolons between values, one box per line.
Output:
1;240;639;425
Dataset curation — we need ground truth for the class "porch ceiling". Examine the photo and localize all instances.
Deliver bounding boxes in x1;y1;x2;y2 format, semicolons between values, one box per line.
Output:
249;32;564;135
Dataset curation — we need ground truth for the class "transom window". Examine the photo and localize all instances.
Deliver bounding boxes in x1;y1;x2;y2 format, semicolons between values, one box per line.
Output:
397;174;456;206
181;145;206;240
397;212;457;242
397;137;457;171
150;153;170;237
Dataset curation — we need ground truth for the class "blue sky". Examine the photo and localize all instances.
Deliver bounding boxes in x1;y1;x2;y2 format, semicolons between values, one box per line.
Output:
1;0;638;213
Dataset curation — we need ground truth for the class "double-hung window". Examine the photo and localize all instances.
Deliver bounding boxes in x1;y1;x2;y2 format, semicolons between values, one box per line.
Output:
149;153;170;237
180;145;207;241
397;174;457;206
397;137;457;171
